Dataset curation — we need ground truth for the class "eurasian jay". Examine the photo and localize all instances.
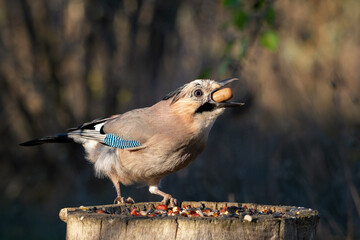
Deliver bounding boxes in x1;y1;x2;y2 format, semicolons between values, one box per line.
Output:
21;78;243;206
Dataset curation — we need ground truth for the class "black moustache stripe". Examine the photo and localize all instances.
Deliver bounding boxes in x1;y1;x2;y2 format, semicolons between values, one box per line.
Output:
195;103;216;113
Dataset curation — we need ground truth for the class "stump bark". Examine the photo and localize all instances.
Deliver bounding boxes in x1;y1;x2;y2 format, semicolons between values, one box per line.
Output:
59;201;319;240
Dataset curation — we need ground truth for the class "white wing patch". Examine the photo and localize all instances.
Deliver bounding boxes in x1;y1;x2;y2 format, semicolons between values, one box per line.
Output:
94;122;106;132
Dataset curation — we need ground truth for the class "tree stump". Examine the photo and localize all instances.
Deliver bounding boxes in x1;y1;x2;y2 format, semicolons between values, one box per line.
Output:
59;201;319;240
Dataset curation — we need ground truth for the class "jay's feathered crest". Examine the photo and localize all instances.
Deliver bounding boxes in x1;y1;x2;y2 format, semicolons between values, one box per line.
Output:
162;83;189;104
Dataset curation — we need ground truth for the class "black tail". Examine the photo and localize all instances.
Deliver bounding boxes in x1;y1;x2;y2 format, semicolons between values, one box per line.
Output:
19;133;71;146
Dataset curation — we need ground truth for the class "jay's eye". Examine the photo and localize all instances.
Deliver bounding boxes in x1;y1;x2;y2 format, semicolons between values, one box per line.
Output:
194;89;203;97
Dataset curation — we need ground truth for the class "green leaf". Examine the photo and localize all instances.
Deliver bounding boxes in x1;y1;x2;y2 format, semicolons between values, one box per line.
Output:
223;0;240;8
232;10;248;30
265;8;276;26
260;31;279;51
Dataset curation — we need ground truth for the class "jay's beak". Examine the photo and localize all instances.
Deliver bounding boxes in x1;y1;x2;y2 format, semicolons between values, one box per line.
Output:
209;78;245;108
218;77;239;87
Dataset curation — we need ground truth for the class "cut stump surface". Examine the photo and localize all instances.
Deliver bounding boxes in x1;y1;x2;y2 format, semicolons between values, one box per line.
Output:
59;201;319;240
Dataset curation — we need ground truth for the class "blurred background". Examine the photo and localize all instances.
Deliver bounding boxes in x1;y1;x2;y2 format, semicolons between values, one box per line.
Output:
1;0;359;239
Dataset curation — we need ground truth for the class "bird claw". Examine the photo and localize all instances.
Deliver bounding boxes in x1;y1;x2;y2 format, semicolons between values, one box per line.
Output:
162;196;178;207
114;196;135;204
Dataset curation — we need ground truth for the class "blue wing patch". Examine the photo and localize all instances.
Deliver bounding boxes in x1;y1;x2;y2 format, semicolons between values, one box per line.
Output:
104;134;142;149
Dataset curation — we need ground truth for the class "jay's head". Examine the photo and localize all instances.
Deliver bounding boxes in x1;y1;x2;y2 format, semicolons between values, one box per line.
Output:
163;78;244;128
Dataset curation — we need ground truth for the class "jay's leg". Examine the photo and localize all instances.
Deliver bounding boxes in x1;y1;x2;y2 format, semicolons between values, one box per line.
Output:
149;185;177;207
112;179;135;204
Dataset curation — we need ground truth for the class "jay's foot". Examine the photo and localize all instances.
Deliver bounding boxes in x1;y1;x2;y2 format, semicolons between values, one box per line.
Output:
161;195;178;207
113;196;135;204
149;185;177;207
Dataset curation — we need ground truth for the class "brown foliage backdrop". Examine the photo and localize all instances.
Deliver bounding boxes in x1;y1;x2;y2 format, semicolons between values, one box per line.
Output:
0;0;359;239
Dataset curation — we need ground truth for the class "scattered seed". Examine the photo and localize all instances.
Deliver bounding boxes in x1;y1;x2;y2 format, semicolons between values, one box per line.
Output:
96;209;107;214
244;215;252;222
79;206;89;211
196;209;204;217
156;204;168;211
130;207;138;216
146;208;154;215
83;204;286;219
172;206;180;213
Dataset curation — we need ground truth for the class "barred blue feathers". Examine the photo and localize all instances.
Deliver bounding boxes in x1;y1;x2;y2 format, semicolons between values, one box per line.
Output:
104;133;142;149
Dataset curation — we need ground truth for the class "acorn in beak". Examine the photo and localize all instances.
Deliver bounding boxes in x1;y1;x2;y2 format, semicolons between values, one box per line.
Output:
210;78;245;108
